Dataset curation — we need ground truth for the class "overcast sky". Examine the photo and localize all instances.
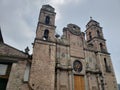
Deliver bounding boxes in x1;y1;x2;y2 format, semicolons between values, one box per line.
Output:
0;0;120;83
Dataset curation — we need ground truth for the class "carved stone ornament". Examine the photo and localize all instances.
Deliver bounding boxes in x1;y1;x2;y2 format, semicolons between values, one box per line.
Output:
68;28;81;36
67;24;81;36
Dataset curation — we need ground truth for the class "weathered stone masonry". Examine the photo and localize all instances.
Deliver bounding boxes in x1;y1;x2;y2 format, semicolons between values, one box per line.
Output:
0;4;118;90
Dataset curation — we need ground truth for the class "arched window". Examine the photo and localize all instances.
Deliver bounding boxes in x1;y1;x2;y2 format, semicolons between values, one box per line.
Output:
104;58;108;71
104;58;107;65
43;29;49;40
104;58;111;72
45;16;50;25
97;30;100;37
89;32;92;40
100;43;103;50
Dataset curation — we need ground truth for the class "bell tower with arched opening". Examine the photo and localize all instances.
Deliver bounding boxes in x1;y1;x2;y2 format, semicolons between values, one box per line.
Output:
85;18;118;90
36;4;56;41
29;5;56;90
85;18;107;53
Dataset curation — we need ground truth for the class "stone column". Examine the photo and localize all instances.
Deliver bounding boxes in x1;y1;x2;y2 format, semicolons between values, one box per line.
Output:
87;73;91;90
85;75;88;90
68;70;72;90
101;77;104;90
96;74;102;90
57;69;60;90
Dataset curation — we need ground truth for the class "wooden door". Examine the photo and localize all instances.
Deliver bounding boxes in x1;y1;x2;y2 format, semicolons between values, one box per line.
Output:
74;75;85;90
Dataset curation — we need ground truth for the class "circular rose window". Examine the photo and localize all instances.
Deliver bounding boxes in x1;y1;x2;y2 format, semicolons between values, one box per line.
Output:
73;60;82;73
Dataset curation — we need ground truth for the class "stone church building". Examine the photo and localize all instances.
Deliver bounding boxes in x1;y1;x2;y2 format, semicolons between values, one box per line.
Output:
0;4;118;90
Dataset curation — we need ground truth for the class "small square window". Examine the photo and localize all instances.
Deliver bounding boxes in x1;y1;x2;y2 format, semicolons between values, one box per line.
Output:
0;64;8;75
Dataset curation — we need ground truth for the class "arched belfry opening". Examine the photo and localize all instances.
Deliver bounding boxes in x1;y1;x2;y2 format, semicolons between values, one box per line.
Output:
45;16;50;25
100;43;103;51
43;29;49;40
97;30;100;37
89;32;92;40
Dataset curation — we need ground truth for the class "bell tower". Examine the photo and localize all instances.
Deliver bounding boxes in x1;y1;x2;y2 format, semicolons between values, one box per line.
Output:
29;5;56;90
36;4;56;41
86;18;108;53
85;18;118;90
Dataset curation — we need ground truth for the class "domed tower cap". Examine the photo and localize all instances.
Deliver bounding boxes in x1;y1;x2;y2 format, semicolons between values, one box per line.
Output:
42;4;55;12
86;17;100;29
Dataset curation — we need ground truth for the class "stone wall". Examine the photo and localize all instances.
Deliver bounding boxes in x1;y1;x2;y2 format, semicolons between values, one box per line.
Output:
29;41;56;90
6;60;29;90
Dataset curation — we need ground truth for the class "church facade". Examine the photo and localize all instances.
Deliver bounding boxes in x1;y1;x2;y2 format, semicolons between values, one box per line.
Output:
0;4;118;90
